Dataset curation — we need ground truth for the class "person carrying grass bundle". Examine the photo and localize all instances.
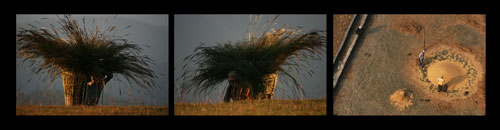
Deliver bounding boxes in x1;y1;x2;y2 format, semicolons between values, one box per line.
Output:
224;71;252;102
16;15;158;106
180;15;325;103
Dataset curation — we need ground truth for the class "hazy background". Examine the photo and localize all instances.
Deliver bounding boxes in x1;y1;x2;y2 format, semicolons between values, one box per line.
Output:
16;15;168;106
174;14;326;103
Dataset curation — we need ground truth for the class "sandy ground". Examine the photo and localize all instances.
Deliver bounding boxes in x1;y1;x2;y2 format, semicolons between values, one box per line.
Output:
334;14;485;115
407;45;483;101
333;14;355;56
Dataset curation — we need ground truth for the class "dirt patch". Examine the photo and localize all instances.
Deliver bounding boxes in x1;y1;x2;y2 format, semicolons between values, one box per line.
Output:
435;102;453;114
389;89;414;111
459;15;486;34
344;68;355;79
391;15;426;37
397;20;423;36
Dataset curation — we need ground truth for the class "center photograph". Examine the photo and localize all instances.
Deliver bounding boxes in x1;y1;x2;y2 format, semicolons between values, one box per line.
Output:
174;14;326;116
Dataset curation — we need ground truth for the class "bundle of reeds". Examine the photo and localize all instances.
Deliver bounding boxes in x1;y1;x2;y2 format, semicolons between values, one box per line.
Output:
16;15;158;106
180;15;325;102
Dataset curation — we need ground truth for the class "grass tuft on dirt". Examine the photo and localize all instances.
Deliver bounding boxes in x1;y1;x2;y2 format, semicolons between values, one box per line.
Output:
389;89;413;111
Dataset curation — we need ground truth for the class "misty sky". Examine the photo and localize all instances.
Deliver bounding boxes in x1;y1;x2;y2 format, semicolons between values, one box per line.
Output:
16;15;168;106
174;14;326;103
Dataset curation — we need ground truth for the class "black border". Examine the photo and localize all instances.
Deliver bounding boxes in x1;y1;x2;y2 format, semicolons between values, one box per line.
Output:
326;14;333;117
169;12;175;117
14;8;494;123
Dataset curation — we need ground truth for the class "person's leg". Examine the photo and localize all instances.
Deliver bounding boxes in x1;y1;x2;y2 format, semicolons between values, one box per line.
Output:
438;85;442;92
420;58;424;68
223;85;233;102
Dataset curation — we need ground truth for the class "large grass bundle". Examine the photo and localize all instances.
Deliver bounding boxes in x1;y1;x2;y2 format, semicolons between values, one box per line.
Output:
179;15;325;101
16;15;158;105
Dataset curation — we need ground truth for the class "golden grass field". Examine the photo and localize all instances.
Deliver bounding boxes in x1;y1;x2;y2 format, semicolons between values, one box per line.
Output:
16;106;168;116
175;99;326;116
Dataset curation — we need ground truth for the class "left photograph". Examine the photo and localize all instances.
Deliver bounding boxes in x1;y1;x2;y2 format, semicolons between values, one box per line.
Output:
16;15;169;116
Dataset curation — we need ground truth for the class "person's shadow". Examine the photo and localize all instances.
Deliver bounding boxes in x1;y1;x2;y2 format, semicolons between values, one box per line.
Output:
446;75;466;91
364;25;386;35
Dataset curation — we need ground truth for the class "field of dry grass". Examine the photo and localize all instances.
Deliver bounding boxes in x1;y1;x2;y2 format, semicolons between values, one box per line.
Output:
16;106;168;116
175;99;325;116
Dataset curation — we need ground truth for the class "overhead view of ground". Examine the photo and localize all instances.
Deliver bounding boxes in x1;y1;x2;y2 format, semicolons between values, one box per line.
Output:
333;14;354;55
333;14;485;115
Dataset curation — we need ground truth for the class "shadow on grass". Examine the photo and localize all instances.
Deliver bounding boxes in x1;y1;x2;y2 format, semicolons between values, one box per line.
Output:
365;25;386;35
333;15;375;110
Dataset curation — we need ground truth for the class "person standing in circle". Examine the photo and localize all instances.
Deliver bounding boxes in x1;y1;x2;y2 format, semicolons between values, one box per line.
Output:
437;75;445;92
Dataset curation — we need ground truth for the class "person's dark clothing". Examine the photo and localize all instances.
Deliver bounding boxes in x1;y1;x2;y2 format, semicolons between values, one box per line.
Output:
356;28;362;34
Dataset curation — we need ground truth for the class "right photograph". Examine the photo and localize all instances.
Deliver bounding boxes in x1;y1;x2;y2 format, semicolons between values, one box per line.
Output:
333;14;485;115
